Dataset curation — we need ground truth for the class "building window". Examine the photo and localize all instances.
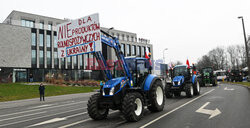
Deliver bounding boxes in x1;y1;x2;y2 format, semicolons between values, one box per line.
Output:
117;34;120;40
47;51;51;68
80;55;83;68
84;54;88;69
148;47;151;53
39;34;44;47
132;45;136;56
61;58;65;69
67;57;71;69
142;46;145;57
54;51;58;68
40;22;44;29
21;19;34;27
39;51;44;67
54;35;57;48
137;46;141;56
47;35;51;48
122;34;125;41
121;44;125;54
73;56;77;68
131;37;134;42
48;24;52;30
31;33;36;46
127;36;130;42
127;44;131;56
32;50;36;66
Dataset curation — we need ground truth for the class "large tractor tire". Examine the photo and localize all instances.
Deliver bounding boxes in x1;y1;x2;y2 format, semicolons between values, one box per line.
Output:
87;93;109;120
122;92;144;122
148;80;165;112
185;83;194;98
193;80;200;96
165;83;173;98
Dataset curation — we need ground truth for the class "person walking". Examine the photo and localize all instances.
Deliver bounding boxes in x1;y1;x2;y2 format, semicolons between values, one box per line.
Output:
39;83;45;101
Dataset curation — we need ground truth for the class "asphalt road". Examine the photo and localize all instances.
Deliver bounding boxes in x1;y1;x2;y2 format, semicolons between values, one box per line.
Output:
0;83;249;128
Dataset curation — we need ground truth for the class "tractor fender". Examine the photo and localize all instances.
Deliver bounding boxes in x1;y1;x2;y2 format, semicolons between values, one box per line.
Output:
192;75;197;84
143;74;161;91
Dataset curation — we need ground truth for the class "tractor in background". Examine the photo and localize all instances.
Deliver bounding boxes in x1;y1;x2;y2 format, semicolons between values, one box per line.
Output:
200;67;217;86
165;65;200;98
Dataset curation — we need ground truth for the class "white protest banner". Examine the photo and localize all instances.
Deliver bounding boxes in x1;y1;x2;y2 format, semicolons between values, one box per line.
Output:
56;13;101;58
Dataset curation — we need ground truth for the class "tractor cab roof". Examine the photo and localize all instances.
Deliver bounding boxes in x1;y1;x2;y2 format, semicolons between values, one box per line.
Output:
125;56;147;60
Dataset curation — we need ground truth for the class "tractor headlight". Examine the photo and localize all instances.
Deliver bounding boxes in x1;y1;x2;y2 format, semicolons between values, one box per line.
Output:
178;81;180;85
110;87;115;95
102;89;105;96
173;82;175;85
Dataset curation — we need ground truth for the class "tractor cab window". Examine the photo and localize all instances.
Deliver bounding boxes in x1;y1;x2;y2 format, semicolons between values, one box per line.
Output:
136;60;149;86
173;66;188;77
203;68;213;74
113;60;125;78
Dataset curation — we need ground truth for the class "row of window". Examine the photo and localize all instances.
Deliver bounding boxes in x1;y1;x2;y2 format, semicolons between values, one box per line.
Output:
110;32;136;42
21;19;52;30
120;43;151;57
32;32;57;48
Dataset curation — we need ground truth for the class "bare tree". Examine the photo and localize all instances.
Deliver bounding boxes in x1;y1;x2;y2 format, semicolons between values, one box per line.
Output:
208;47;226;70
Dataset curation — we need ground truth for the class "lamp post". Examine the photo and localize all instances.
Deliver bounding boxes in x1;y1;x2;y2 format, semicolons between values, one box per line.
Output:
163;48;168;64
238;16;250;79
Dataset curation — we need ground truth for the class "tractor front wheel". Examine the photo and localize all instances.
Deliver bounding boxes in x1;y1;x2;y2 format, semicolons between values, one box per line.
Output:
87;93;109;120
185;83;194;98
148;80;165;112
193;81;200;95
122;92;144;122
165;83;173;98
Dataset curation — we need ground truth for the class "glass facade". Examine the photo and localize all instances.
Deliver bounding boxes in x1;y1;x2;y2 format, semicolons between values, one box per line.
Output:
39;34;44;47
121;44;125;55
48;24;52;30
32;33;36;46
40;22;44;29
54;51;58;67
47;51;51;67
32;50;36;66
47;35;51;48
21;19;34;27
54;35;57;48
80;55;83;68
132;45;136;56
67;57;71;69
73;56;77;68
142;46;145;57
137;46;141;56
61;58;65;69
39;51;44;67
127;44;131;56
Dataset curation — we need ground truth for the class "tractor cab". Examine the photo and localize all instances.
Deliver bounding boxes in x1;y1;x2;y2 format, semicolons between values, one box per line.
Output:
172;65;192;85
113;57;150;88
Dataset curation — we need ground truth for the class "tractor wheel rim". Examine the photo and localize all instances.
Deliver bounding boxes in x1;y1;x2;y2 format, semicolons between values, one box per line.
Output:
134;98;142;116
197;82;200;92
190;85;194;95
156;86;163;105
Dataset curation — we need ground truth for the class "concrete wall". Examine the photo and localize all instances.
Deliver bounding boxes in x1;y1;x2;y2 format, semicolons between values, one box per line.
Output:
0;23;31;68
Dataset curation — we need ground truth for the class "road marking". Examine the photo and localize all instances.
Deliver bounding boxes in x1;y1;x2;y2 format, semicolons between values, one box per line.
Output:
224;87;234;90
195;102;221;119
0;107;87;127
140;89;215;128
27;112;87;127
0;111;47;122
58;111;119;128
28;104;54;109
0;100;87;118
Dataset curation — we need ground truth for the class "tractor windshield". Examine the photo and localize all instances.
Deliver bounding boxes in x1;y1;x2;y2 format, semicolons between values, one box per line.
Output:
173;66;188;77
202;68;213;74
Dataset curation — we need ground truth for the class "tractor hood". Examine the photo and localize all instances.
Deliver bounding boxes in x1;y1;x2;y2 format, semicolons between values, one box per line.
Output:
102;77;127;96
172;76;184;86
104;77;126;88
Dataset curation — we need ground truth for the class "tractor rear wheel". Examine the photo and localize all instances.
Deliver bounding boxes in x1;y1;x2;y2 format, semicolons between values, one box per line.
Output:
148;80;165;112
87;93;109;120
185;83;194;98
122;92;144;122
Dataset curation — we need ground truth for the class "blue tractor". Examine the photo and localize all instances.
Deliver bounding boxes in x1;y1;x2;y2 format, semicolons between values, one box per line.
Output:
165;65;200;98
87;30;165;122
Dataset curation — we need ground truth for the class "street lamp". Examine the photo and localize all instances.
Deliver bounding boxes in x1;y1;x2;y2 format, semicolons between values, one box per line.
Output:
163;48;168;64
238;16;250;79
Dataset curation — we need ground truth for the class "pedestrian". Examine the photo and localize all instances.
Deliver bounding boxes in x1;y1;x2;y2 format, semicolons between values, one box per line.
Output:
39;83;45;101
29;73;33;82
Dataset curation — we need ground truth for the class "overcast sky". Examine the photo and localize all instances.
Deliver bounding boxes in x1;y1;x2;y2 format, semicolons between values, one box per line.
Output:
1;0;250;64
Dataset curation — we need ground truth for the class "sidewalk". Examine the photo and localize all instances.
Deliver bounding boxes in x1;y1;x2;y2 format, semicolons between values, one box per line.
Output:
0;92;97;109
